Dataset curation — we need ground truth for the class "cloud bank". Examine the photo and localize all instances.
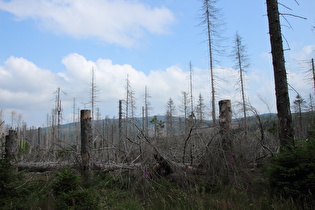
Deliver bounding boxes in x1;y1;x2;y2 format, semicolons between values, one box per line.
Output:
0;52;312;127
0;0;175;46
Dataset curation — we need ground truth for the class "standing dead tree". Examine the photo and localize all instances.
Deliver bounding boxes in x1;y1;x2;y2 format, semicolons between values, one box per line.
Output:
144;86;151;137
312;58;315;95
266;0;294;150
166;98;176;137
180;91;189;133
232;32;250;136
200;0;225;125
90;67;99;120
189;62;194;117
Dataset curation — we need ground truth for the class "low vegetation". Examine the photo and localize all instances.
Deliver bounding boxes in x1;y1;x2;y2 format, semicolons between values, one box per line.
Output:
1;134;314;210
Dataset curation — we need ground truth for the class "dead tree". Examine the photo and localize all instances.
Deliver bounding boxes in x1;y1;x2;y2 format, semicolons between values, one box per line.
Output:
5;130;18;172
218;100;233;184
144;86;151;137
200;0;225;125
189;62;194;116
166;98;175;136
312;58;315;95
233;32;249;135
118;100;123;161
266;0;294;150
5;130;18;159
81;110;92;174
219;100;232;151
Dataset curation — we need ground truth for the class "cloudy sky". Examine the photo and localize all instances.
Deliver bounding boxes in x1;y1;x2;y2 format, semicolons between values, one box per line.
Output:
0;0;314;127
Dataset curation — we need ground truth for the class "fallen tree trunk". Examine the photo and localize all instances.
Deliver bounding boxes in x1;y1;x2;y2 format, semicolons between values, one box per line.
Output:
17;162;142;172
17;160;205;176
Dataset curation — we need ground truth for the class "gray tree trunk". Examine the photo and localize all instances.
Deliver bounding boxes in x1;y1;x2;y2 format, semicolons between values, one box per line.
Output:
266;0;294;150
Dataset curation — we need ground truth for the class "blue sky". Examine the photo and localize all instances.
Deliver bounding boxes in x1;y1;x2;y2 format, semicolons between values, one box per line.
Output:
0;0;314;127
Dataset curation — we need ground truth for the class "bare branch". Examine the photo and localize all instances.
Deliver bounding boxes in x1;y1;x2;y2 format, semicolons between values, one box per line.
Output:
280;13;307;20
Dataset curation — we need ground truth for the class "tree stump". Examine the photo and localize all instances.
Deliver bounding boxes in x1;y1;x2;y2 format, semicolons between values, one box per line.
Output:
5;130;18;172
5;130;18;159
219;100;234;184
81;110;92;174
219;100;232;151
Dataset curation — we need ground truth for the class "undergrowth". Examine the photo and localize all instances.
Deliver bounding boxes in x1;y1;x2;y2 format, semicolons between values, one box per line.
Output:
1;146;314;209
0;165;309;209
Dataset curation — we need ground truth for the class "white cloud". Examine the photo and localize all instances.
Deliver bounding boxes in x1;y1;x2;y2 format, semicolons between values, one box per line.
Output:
0;0;175;47
1;52;313;126
0;56;58;109
292;45;315;59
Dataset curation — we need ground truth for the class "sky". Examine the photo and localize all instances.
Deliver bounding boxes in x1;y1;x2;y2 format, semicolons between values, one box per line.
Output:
0;0;314;127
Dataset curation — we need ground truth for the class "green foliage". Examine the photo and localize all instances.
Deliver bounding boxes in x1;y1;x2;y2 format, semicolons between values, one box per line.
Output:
52;168;81;195
52;168;98;209
0;159;23;205
0;158;46;209
266;138;315;206
55;189;97;210
96;172;131;190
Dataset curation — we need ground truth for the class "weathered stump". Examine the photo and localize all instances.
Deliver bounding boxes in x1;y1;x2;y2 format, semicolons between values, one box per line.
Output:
81;110;92;175
5;130;18;159
5;130;18;172
219;100;234;184
219;100;232;151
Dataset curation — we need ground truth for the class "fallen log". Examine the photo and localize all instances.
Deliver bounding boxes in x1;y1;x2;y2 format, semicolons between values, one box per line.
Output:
17;162;142;173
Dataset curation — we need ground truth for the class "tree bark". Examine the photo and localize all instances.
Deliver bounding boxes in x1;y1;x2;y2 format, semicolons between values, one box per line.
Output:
266;0;294;150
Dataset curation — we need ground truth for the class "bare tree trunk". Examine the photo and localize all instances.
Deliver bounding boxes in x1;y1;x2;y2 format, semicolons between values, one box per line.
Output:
144;86;150;137
205;2;216;125
38;127;41;148
234;32;248;135
118;100;123;161
81;110;92;175
266;0;294;150
312;58;315;95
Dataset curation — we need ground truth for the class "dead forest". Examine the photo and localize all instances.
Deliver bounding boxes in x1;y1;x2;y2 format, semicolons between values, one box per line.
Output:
1;98;312;183
1;0;315;208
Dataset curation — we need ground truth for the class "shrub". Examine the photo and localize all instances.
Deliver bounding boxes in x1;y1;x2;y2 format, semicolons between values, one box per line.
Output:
56;189;97;210
52;168;98;209
0;158;44;209
266;138;315;206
